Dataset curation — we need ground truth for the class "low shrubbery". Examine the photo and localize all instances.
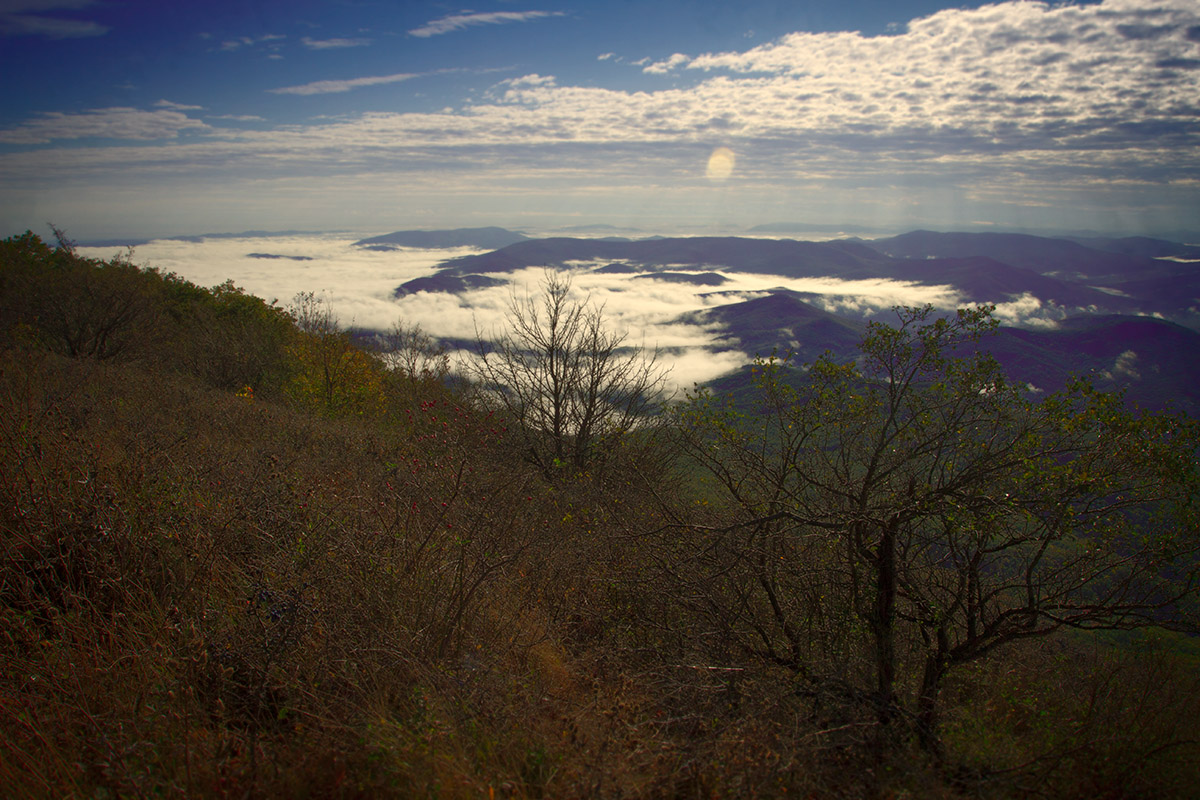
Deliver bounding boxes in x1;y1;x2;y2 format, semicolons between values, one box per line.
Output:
1;231;1198;798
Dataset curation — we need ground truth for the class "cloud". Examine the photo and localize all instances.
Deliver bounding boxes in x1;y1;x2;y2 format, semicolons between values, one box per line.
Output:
0;107;209;144
5;1;1200;237
68;237;952;390
642;53;690;75
268;72;416;96
63;233;1191;399
408;10;564;38
301;35;371;50
500;73;556;89
155;100;203;111
0;0;106;38
1107;349;1141;380
77;234;467;332
207;114;266;122
597;52;616;61
991;292;1067;328
219;33;285;52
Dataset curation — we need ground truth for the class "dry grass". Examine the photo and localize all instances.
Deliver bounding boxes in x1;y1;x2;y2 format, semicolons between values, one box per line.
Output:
2;345;1198;798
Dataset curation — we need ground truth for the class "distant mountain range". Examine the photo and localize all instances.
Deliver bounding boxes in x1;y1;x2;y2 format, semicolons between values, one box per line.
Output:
354;227;531;251
78;230;339;248
411;228;1198;320
247;252;314;261
384;227;1200;414
689;291;1200;414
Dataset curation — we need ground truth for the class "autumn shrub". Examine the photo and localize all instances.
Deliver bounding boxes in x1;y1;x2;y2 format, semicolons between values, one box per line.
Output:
938;632;1200;799
1;232;298;399
0;347;582;796
0;231;161;361
163;278;295;395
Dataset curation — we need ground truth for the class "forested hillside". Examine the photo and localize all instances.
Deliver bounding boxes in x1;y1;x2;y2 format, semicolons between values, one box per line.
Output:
2;232;1199;799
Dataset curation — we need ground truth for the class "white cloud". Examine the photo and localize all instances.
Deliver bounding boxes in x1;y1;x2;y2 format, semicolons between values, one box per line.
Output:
642;53;691;75
0;107;209;144
1110;349;1141;380
207;114;266;122
155;100;203;111
992;292;1068;328
268;72;417;96
500;73;557;89
301;36;370;49
597;52;616;61
408;10;565;38
219;33;285;52
72;237;969;390
77;235;469;332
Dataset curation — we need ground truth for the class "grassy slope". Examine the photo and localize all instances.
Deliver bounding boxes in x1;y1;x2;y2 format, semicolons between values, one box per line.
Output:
2;233;1199;798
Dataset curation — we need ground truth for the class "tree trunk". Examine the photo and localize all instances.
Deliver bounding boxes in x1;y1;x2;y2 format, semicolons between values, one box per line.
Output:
915;628;949;759
872;519;899;728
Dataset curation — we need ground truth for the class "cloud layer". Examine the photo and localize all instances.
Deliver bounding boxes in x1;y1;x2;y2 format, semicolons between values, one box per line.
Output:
0;107;210;144
75;235;982;391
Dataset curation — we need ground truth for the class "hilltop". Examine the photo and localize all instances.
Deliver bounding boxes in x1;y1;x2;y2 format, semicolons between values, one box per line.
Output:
2;229;1198;799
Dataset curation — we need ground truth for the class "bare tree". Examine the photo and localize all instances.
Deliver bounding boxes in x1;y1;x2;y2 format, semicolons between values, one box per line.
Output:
471;271;670;477
371;321;450;383
671;305;1200;754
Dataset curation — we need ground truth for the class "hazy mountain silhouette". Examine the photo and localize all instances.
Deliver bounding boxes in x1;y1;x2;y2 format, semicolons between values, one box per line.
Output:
377;229;1199;412
247;252;314;261
394;273;507;297
863;230;1166;281
882;256;1137;310
1062;236;1200;260
678;291;866;363
413;233;1187;317
631;271;729;286
355;227;530;250
690;291;1200;414
981;316;1200;413
436;236;890;279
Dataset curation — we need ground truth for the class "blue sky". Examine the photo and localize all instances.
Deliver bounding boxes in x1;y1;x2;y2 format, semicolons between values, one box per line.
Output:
1;0;1198;239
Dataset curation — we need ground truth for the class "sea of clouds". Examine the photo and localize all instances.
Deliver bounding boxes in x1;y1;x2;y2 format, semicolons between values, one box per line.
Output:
78;233;996;391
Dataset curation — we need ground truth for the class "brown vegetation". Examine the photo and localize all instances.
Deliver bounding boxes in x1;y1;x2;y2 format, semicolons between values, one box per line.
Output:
1;231;1198;798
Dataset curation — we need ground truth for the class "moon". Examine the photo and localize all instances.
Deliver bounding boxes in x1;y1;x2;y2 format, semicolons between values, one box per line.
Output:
706;147;736;181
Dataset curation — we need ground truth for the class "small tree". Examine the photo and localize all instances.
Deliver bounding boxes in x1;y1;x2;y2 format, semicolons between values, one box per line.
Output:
286;292;385;417
172;279;294;392
672;305;1200;754
472;271;669;477
0;230;158;361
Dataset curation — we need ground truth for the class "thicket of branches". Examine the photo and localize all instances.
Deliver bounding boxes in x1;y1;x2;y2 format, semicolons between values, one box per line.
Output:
470;271;670;478
668;306;1200;756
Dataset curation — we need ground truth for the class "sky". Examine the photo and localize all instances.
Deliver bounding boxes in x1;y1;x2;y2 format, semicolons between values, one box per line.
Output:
2;0;1200;240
